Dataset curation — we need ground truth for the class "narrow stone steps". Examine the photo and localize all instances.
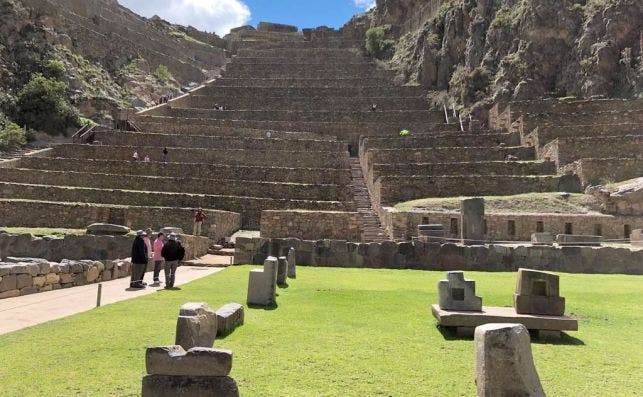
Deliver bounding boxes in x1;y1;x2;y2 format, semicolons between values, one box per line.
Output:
349;158;389;242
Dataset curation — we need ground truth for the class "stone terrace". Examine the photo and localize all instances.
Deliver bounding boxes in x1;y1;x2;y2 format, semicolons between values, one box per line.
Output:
492;98;643;186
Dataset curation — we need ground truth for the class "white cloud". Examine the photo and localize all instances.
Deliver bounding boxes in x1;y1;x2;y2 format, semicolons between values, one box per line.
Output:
119;0;251;36
354;0;376;10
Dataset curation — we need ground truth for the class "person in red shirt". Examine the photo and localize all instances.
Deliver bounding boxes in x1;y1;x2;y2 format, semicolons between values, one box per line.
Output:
193;208;207;236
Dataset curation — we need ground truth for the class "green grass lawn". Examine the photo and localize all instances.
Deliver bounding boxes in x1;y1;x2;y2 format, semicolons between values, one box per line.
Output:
0;267;641;396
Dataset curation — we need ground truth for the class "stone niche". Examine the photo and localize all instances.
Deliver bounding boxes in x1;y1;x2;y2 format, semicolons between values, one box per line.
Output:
514;269;565;316
438;271;482;312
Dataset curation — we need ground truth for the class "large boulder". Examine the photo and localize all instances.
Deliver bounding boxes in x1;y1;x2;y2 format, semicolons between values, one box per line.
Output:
475;323;545;397
86;223;130;236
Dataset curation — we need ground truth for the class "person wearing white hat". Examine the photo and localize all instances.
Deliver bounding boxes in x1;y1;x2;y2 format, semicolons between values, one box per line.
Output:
130;230;149;289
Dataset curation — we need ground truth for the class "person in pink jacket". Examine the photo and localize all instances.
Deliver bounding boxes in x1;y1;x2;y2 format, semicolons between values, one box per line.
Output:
152;232;166;284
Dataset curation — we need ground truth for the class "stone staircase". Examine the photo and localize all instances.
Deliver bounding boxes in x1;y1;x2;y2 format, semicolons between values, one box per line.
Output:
349;158;389;242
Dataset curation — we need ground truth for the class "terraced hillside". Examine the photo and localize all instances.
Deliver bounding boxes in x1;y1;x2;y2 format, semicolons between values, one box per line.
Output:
0;26;641;243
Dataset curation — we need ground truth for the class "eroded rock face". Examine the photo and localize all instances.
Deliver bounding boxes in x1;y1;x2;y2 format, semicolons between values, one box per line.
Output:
588;177;643;216
344;0;642;109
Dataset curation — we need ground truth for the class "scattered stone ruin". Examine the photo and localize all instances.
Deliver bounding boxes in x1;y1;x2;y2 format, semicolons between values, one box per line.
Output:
176;302;218;350
438;271;482;312
215;303;245;337
474;323;545;397
247;256;278;307
514;269;565;317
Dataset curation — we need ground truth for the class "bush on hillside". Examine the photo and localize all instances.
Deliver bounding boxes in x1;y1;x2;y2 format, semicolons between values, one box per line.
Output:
16;73;79;135
449;66;491;105
153;64;173;84
365;27;395;60
0;113;26;150
43;59;67;79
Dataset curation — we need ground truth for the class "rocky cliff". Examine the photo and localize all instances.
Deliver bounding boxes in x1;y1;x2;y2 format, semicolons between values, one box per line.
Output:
0;0;226;126
345;0;642;116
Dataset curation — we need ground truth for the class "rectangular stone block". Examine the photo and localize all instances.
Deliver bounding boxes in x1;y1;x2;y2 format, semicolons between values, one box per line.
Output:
247;257;277;307
531;233;554;245
556;234;602;246
461;198;485;245
631;229;643;247
0;289;20;299
142;374;239;397
438;271;482;312
277;257;288;286
514;294;565;317
146;346;232;377
16;273;32;289
176;303;217;350
216;303;244;337
287;247;297;279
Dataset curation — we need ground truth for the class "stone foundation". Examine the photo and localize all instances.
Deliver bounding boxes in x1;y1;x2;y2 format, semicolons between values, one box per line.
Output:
0;258;132;299
234;237;643;275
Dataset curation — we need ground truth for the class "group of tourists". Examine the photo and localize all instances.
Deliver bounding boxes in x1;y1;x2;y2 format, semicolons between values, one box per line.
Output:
132;148;169;164
130;229;185;290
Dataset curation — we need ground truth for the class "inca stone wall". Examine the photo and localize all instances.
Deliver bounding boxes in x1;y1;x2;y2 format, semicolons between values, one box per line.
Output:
0;258;132;299
0;200;241;241
0;233;210;262
260;210;362;242
562;158;643;186
234;237;643;275
381;209;642;242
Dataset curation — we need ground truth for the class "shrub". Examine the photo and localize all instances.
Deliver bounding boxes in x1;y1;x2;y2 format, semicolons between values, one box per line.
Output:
153;64;173;84
16;73;79;135
0;113;26;150
449;66;491;105
365;27;395;60
399;129;411;137
43;59;67;79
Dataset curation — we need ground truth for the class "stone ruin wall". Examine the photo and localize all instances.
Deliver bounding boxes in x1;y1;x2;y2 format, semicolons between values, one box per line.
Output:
0;201;241;241
260;210;362;242
380;209;642;242
563;158;643;187
234;237;643;275
0;233;210;262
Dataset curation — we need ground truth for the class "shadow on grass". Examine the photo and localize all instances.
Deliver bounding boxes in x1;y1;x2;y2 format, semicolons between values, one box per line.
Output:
247;303;279;311
435;325;585;345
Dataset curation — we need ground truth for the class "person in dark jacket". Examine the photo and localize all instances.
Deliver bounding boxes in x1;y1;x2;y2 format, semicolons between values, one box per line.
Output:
130;230;149;289
161;233;185;289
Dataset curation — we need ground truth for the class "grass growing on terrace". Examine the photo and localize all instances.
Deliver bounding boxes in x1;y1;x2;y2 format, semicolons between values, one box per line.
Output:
0;267;641;396
395;192;597;213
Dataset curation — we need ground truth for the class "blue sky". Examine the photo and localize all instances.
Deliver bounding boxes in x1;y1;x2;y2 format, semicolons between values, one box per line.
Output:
118;0;375;36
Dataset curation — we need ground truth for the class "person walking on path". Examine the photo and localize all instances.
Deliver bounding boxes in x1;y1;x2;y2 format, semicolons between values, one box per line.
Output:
162;147;169;164
130;230;149;289
152;232;166;284
193;208;207;236
161;233;185;289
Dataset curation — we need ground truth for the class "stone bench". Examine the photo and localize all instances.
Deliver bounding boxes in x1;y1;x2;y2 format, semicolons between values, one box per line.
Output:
541;135;643;167
375;175;560;205
16;157;352;185
95;131;346;152
0;168;352;202
0;183;350;229
160;107;446;123
0;198;242;239
49;144;349;169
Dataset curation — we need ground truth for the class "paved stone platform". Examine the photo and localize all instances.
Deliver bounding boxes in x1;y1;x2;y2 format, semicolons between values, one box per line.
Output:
431;304;579;331
0;266;224;336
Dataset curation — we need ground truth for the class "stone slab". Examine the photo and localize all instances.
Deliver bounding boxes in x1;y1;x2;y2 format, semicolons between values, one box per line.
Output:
146;346;232;377
431;304;578;331
215;303;244;337
531;232;554;245
277;256;288;286
631;229;643;247
142;374;239;397
556;234;602;246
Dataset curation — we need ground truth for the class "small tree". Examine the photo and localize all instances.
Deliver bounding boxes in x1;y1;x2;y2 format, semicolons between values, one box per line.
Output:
16;74;79;135
153;64;173;84
0;113;26;150
365;27;395;60
43;59;67;79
